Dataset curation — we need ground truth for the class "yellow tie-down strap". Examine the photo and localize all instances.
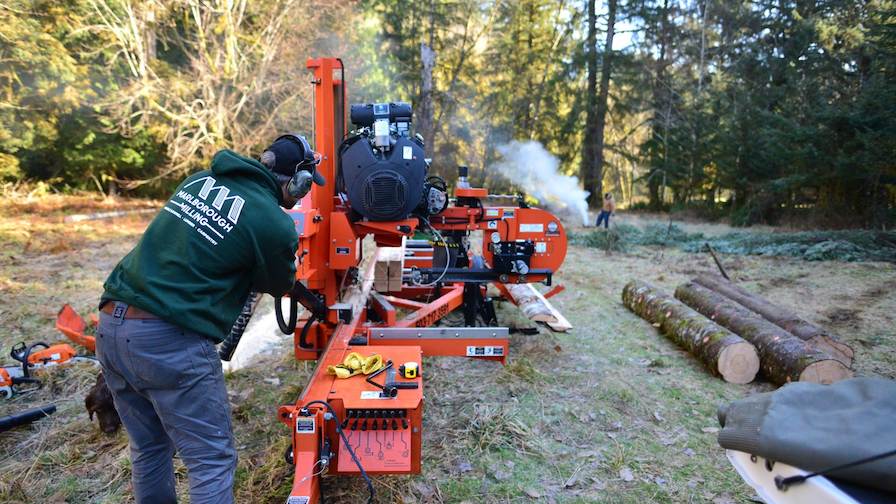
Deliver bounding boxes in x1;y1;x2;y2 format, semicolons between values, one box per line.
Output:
326;352;384;379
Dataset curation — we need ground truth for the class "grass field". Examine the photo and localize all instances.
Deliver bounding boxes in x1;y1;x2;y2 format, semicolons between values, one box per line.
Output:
1;195;893;503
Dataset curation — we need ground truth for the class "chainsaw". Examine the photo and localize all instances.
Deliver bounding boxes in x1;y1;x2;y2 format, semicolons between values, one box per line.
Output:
0;341;98;399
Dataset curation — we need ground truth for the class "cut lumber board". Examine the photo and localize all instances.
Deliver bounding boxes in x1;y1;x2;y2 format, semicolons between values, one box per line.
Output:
504;283;572;332
692;274;854;366
622;281;759;384
675;282;852;385
374;237;406;292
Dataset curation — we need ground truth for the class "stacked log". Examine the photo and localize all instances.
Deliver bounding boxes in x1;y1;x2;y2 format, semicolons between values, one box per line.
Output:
675;282;852;385
622;281;759;384
692;274;854;366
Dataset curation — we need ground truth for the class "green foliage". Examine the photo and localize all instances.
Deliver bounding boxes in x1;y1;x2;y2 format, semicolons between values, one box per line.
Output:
1;0;893;227
631;0;896;227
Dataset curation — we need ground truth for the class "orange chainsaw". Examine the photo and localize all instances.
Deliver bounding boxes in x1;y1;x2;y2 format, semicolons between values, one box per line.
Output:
0;341;98;399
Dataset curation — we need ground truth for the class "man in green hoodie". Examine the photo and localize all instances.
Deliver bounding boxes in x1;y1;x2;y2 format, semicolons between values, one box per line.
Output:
96;134;322;504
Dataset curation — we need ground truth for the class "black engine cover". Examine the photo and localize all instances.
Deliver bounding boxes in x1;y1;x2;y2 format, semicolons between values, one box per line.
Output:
340;135;426;221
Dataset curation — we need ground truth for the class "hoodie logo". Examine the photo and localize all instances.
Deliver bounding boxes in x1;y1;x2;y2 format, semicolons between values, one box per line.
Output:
162;176;245;246
183;176;245;224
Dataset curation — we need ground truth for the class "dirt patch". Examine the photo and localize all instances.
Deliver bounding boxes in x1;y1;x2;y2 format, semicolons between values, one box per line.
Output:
824;308;862;327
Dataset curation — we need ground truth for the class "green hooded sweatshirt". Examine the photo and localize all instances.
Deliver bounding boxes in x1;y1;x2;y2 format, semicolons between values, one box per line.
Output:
102;150;298;342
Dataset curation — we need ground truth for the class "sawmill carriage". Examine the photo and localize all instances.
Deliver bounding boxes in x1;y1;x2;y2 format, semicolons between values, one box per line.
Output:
270;57;570;503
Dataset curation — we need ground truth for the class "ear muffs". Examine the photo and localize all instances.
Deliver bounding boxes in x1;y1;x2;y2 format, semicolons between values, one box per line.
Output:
275;133;324;199
287;170;314;199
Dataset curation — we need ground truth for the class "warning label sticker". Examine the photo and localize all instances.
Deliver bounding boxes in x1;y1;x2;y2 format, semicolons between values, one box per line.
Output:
360;391;392;400
519;223;544;233
466;346;505;357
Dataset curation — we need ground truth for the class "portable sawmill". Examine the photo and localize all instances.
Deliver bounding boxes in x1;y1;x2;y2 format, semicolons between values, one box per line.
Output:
271;57;569;504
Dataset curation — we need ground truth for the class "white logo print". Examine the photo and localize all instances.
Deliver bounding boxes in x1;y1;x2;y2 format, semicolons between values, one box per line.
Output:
163;176;246;246
183;176;245;223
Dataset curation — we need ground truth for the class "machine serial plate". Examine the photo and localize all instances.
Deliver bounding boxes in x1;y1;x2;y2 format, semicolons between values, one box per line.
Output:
296;418;315;434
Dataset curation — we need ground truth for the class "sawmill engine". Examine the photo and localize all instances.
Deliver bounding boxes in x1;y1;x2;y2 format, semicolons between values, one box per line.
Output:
338;102;447;221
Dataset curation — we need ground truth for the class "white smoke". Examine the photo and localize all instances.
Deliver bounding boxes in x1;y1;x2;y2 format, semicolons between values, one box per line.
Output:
491;140;590;226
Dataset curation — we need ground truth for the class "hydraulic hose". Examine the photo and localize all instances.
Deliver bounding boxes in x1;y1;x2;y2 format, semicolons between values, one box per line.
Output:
219;292;262;361
298;316;315;350
275;295;298;334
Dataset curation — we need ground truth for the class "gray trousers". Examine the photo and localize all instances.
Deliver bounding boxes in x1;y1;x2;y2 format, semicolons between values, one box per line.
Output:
96;305;236;504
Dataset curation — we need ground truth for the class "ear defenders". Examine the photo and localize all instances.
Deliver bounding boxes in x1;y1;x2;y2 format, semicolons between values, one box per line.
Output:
274;133;323;199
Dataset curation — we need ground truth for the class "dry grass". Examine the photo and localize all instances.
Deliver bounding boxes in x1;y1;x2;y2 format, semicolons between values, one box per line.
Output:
0;197;894;503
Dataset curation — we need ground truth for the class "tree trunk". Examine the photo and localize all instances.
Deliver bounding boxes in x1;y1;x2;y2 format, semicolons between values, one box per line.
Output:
692;274;854;366
590;0;617;207
622;281;759;384
419;42;436;154
418;0;436;154
648;0;670;211
675;282;852;385
579;0;598;206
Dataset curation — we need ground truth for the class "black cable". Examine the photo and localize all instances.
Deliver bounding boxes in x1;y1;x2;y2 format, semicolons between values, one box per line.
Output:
775;447;896;491
303;400;375;504
274;295;298;334
298;316;315;350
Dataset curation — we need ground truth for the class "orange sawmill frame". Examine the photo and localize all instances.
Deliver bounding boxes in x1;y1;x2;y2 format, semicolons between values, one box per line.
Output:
276;57;568;503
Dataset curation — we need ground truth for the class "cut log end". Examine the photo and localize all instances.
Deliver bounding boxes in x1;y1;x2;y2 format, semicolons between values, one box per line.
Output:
798;360;854;384
717;342;761;385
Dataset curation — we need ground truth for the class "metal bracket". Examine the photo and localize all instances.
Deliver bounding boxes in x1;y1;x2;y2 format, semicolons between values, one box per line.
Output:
369;327;509;340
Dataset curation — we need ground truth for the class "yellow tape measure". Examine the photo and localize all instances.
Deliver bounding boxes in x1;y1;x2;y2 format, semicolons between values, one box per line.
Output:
398;362;418;379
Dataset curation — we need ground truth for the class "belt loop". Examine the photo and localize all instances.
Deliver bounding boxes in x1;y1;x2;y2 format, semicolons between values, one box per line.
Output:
111;302;128;326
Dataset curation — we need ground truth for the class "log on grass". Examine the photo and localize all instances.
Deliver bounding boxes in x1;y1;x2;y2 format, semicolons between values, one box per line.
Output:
692;274;854;366
675;282;852;385
622;280;759;384
504;283;572;332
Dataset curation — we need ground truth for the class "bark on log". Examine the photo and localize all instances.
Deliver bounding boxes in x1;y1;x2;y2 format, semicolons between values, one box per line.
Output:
505;283;573;332
692;274;854;366
675;282;852;385
622;281;759;384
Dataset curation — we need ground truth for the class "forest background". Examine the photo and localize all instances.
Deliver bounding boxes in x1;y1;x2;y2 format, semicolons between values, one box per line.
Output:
2;0;894;227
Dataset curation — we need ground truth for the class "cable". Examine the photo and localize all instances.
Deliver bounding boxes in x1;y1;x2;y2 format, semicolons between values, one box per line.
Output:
417;217;451;287
774;447;896;491
298;316;315;350
274;295;298;334
302;400;375;504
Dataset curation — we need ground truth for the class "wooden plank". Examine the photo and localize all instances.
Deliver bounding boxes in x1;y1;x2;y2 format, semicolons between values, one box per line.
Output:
504;283;573;332
374;237;406;292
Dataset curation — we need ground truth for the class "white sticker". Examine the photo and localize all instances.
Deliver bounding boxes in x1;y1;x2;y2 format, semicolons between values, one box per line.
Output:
287;497;310;504
403;146;413;160
361;391;393;399
487;220;498;229
295;418;315;434
535;242;547;253
519;223;544;233
486;209;499;217
466;346;505;357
